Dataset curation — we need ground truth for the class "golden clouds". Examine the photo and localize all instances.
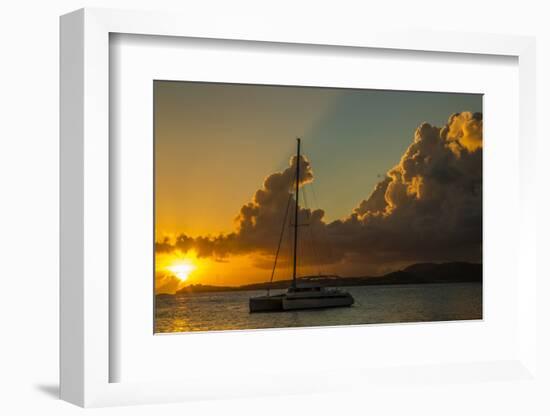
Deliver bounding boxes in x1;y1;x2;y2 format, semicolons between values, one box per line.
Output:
347;111;482;270
443;111;483;153
157;111;483;279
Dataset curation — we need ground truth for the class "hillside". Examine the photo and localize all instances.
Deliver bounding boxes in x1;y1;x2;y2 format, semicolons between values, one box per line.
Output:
171;261;482;295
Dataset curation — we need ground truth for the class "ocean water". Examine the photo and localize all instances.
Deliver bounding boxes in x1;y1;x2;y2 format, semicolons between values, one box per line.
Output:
155;282;482;333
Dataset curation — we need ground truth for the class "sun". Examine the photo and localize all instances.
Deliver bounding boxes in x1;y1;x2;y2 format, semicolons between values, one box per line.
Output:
168;260;196;282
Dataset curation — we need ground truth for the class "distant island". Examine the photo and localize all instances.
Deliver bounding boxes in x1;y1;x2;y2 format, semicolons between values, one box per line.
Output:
159;262;482;296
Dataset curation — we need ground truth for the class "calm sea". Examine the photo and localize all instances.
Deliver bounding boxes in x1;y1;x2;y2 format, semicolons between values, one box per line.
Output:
155;282;482;333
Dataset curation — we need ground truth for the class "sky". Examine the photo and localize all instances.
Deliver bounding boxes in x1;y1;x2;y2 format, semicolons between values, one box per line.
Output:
154;81;483;293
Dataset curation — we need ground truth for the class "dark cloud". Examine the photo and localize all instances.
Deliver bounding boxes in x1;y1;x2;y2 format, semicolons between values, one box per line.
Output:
156;154;319;260
156;270;185;294
157;112;483;274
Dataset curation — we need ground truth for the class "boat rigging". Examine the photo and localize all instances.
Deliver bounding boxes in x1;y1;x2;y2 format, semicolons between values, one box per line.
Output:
249;138;355;313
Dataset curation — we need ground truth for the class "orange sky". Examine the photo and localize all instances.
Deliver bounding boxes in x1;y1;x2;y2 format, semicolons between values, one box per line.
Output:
154;81;482;294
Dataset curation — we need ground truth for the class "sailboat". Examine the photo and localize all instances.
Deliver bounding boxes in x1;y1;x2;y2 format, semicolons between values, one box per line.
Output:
249;138;354;313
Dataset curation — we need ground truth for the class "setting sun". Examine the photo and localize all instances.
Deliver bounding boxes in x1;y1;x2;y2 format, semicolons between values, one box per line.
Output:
168;260;196;282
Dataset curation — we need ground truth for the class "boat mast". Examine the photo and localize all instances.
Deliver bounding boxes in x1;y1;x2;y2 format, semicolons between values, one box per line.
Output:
292;138;301;289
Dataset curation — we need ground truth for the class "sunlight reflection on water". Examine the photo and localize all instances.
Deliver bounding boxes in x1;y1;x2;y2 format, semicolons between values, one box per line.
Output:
155;283;482;333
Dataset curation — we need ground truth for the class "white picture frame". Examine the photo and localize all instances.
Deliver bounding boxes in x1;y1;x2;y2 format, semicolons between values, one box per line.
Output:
60;7;538;408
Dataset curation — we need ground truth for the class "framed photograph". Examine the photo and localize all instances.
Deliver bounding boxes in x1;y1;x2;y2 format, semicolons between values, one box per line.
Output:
60;8;538;408
153;81;483;333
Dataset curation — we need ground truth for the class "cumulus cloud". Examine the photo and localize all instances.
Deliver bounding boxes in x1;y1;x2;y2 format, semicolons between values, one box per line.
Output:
156;154;322;260
344;111;482;266
443;111;483;153
157;111;483;274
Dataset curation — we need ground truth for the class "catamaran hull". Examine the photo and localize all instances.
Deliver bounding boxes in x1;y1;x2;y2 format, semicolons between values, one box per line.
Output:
249;295;284;312
250;293;354;313
282;294;354;311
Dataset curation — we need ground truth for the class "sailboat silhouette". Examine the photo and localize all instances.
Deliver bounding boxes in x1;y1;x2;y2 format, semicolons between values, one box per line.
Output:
249;138;355;313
